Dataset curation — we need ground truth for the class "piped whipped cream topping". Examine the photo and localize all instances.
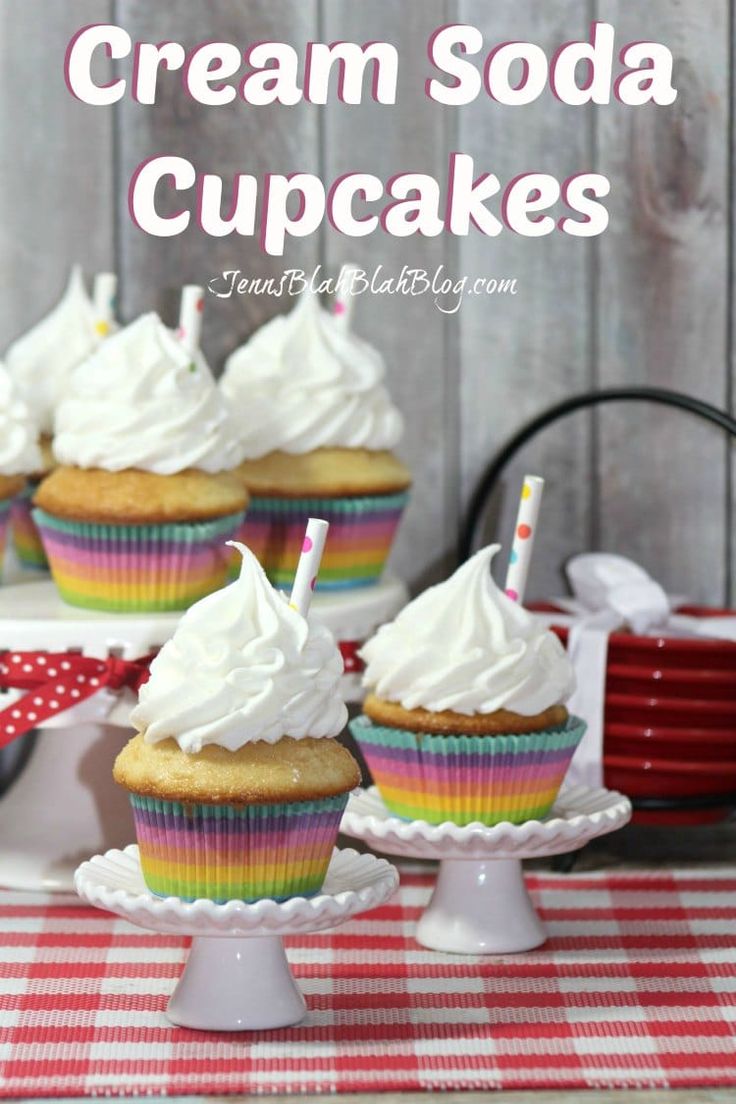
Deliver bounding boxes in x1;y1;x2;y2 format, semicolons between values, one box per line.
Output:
0;363;43;477
131;542;348;752
220;292;404;456
5;267;109;436
53;312;244;475
361;545;575;716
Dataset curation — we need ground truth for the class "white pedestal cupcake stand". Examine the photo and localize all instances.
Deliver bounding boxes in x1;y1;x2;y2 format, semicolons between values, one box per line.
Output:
0;575;408;893
75;845;398;1031
342;785;632;954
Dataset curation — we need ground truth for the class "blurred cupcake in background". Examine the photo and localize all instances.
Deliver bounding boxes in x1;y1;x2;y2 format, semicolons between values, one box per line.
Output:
350;545;584;826
114;542;360;903
0;363;43;578
4;267;118;569
34;310;247;611
220;282;411;591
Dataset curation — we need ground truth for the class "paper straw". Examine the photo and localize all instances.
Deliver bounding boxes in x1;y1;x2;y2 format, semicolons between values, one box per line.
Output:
178;284;204;353
93;272;117;336
333;263;361;328
290;518;329;616
504;475;545;604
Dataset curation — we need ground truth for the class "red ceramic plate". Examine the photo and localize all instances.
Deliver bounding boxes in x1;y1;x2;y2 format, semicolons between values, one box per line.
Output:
534;603;736;671
605;693;736;728
604;753;736;798
630;806;733;827
606;664;736;701
605;722;736;760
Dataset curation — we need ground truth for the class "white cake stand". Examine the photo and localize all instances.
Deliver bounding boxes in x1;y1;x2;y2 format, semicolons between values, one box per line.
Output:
75;845;398;1031
341;785;632;955
0;576;408;893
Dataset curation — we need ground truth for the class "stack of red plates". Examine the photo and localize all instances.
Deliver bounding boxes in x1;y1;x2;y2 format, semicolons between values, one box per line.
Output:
538;605;736;826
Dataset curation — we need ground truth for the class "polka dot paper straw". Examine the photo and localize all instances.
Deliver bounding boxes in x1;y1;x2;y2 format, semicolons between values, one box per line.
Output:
178;284;204;354
92;272;117;337
290;518;329;616
333;263;361;328
504;475;544;604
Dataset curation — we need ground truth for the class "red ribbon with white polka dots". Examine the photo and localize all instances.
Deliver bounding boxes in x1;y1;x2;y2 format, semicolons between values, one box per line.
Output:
0;651;155;747
338;641;364;675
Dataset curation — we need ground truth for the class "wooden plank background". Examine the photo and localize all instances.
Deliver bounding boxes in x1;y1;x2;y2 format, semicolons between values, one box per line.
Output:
1;0;733;603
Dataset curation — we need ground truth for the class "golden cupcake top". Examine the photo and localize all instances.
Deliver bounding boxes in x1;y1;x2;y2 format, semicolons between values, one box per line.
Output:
236;447;411;498
34;466;247;524
113;734;360;805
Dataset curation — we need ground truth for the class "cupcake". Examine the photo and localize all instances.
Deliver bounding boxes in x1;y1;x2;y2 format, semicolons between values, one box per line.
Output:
350;545;584;826
0;364;43;576
33;312;247;612
5;267;112;568
220;291;411;591
113;542;360;903
4;262;114;565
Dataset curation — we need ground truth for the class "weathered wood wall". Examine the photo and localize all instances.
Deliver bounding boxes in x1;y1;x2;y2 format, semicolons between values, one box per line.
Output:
1;0;733;602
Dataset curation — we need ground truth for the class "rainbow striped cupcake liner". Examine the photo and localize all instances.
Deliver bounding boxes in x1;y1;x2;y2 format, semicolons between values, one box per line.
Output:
11;483;48;570
34;508;244;612
0;498;10;578
350;714;586;826
235;491;409;590
130;793;349;903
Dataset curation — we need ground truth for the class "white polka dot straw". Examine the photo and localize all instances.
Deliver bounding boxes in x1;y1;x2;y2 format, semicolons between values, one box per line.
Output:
289;518;330;617
504;475;544;605
177;284;204;354
333;263;361;329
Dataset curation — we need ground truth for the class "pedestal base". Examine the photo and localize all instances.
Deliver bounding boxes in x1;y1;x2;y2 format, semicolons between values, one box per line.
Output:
168;935;306;1031
75;845;399;1032
342;786;632;955
417;858;546;954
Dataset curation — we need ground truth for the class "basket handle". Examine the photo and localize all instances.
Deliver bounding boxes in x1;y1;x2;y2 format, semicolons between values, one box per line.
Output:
459;386;736;561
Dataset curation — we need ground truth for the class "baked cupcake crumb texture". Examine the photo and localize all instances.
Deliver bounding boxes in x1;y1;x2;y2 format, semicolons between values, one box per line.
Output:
34;466;247;524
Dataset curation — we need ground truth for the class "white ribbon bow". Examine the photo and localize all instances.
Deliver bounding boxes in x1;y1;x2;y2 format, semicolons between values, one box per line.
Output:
538;554;736;788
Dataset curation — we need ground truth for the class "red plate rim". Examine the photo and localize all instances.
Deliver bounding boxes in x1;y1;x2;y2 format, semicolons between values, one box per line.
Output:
605;753;736;776
533;602;736;653
607;663;736;683
606;692;736;714
606;722;736;743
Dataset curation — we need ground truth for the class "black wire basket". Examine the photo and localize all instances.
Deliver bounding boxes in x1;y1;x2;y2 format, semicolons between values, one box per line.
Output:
460;387;736;826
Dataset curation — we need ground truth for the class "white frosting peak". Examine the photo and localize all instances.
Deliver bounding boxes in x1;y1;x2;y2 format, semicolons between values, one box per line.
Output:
5;267;109;435
0;363;43;477
53;312;244;475
220;292;404;456
132;542;348;752
361;545;575;716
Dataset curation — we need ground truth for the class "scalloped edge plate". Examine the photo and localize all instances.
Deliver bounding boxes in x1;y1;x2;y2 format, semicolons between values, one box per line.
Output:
341;785;632;860
75;845;399;937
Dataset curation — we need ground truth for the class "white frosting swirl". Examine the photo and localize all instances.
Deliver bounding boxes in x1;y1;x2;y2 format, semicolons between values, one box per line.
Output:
53;313;244;475
361;545;575;716
220;292;404;456
5;267;107;436
132;542;348;752
0;363;43;477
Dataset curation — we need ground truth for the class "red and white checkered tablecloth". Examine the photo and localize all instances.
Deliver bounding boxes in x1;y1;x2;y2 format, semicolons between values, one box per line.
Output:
0;863;735;1097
